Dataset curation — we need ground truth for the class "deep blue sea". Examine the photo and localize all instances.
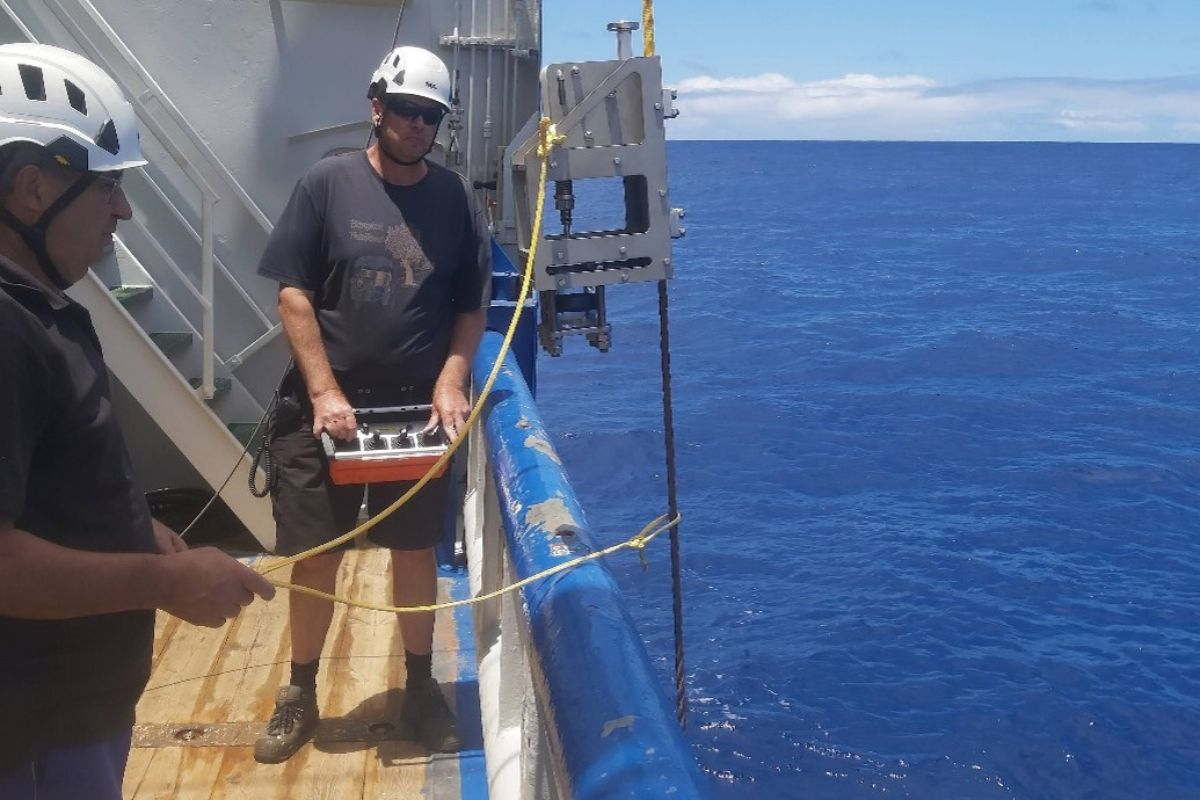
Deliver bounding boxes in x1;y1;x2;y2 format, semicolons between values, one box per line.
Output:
535;141;1200;799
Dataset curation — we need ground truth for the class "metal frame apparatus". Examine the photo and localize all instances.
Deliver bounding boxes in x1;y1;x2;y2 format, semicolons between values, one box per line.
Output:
509;20;683;355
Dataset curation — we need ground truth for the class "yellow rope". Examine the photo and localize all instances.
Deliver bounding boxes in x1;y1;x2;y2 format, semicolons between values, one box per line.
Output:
273;512;680;613
253;117;674;617
642;0;655;57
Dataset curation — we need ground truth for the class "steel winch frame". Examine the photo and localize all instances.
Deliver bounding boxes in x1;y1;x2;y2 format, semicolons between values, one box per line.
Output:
506;23;684;356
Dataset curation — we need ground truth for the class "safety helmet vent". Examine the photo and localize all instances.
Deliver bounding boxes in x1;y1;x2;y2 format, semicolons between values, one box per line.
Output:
18;64;45;101
64;80;86;114
0;43;146;171
368;46;451;111
95;118;118;155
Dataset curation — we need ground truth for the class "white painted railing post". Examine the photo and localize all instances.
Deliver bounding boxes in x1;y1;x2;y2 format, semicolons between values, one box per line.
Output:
200;192;216;400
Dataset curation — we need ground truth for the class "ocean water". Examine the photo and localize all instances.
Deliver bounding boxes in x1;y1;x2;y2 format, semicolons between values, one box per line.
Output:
534;141;1200;799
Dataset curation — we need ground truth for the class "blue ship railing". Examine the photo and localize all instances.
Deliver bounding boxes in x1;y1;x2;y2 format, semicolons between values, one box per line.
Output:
472;331;708;799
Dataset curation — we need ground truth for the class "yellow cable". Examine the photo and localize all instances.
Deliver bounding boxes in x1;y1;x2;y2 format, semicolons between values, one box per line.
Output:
273;513;680;614
642;0;655;57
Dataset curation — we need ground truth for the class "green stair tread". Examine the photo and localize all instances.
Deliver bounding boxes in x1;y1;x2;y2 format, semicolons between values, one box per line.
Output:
109;285;153;305
148;331;193;356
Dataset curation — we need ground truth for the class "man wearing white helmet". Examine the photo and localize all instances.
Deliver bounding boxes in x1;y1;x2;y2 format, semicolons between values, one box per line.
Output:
253;44;488;762
0;43;275;799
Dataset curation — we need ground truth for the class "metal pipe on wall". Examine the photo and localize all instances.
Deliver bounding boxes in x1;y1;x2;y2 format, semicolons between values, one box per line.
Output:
467;0;478;182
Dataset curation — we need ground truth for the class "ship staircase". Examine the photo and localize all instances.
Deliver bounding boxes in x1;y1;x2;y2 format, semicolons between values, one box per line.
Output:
1;0;282;547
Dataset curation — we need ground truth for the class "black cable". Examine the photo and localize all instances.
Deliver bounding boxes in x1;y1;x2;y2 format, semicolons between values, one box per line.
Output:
389;0;408;52
178;396;272;541
657;278;687;728
363;0;409;151
178;367;288;540
247;393;278;499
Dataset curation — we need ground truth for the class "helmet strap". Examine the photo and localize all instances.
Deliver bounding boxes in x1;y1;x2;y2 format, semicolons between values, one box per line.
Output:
0;173;95;290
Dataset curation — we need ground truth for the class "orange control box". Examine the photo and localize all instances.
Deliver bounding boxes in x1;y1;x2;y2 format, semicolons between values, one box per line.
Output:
320;405;449;486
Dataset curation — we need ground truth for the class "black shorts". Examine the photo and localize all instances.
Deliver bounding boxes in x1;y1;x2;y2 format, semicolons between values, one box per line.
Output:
268;404;450;557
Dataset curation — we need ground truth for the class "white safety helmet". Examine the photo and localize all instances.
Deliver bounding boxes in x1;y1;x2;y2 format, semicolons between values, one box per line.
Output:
0;43;145;173
367;46;452;111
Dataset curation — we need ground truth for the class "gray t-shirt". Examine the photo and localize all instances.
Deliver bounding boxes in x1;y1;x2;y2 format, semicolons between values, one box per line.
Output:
258;152;491;400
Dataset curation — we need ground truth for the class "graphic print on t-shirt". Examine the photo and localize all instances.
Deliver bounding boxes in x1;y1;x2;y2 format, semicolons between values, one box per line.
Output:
384;223;430;287
347;218;433;307
349;255;395;305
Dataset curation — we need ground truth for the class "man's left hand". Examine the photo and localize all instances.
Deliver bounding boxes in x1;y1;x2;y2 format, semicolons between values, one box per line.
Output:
151;518;189;554
429;382;471;443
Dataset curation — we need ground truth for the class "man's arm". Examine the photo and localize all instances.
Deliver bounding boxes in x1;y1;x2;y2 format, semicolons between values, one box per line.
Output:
151;517;188;554
277;284;356;440
429;308;487;442
0;519;275;628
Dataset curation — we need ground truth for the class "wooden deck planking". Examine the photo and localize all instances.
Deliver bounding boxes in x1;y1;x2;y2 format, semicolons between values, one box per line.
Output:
192;554;295;725
125;547;467;800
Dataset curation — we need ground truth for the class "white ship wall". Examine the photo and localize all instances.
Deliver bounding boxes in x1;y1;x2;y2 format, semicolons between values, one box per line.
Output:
0;0;541;545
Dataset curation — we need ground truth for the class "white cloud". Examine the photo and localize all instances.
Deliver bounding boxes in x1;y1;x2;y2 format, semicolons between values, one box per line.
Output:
677;73;799;93
1054;110;1149;134
670;72;1200;142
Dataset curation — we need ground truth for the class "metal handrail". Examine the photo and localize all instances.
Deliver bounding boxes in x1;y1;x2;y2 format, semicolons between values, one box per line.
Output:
1;0;279;397
199;194;215;398
134;172;274;329
122;214;210;313
24;0;211;397
0;0;33;39
43;0;274;233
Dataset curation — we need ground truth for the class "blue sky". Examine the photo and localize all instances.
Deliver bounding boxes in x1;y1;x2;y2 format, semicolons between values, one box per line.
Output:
543;1;1200;141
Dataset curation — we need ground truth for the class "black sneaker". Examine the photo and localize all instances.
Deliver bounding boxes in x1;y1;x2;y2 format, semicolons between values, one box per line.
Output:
253;685;319;763
400;679;461;753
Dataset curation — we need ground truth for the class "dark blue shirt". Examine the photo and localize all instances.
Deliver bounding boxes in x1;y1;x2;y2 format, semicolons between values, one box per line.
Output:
0;255;156;770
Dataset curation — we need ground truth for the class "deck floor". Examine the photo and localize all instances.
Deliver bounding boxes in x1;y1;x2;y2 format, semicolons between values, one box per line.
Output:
124;548;480;799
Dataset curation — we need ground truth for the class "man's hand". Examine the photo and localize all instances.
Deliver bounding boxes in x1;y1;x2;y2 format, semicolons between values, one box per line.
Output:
151;518;188;554
429;381;471;442
311;388;357;441
158;548;276;628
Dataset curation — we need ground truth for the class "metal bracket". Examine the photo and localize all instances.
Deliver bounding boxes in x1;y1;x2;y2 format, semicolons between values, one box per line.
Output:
439;34;519;49
660;87;679;119
669;207;686;239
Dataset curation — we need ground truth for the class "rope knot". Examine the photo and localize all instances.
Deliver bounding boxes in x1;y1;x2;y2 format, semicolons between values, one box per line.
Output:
635;536;650;572
537;116;566;158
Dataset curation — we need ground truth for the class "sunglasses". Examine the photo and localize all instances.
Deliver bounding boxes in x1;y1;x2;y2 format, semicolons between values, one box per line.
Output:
383;98;445;126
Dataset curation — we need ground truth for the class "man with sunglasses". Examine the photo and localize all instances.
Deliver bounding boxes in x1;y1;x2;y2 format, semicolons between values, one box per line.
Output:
254;45;490;763
0;44;275;800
